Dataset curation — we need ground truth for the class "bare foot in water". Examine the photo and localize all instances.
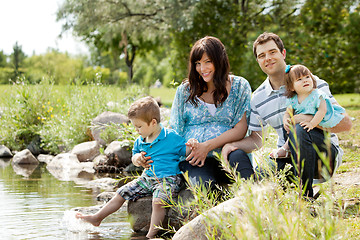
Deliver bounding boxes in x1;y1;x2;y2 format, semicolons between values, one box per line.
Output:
75;212;102;226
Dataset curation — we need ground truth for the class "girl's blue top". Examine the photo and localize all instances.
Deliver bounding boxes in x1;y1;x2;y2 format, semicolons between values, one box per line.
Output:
286;88;345;128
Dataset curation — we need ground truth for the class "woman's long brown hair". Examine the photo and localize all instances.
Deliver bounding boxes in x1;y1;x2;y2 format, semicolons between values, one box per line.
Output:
185;36;230;107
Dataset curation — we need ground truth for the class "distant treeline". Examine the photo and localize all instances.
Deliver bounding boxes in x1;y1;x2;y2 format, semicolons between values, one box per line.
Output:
1;0;360;93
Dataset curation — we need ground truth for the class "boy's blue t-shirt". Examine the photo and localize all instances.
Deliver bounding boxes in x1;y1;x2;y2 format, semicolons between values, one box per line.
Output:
132;127;187;178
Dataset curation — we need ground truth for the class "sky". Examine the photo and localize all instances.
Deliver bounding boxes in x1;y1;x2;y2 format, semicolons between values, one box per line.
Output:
0;0;89;56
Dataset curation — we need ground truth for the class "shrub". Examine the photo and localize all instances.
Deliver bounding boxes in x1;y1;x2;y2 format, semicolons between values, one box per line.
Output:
0;78;144;154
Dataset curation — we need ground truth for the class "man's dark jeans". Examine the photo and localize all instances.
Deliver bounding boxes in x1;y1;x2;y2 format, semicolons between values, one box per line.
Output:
280;124;337;198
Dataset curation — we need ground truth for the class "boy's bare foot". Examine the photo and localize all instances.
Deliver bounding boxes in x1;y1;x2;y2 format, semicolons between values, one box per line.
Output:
75;212;102;226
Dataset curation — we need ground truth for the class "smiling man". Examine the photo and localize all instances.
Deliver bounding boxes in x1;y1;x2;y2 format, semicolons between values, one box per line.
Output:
222;32;352;198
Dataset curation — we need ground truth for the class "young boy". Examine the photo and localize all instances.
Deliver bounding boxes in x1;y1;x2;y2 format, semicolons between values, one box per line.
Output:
76;96;197;239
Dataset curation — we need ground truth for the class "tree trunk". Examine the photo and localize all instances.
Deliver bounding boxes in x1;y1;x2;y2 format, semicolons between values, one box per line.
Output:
125;45;136;84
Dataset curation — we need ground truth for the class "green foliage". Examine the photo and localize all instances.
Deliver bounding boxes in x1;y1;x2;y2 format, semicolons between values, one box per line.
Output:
24;50;83;84
20;49;128;85
0;0;359;93
284;0;360;93
0;80;145;153
98;122;138;148
0;67;13;84
132;48;172;87
166;122;360;239
10;42;26;79
0;50;8;68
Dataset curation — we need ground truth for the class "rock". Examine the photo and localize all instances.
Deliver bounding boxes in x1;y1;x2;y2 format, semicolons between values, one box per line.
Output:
12;149;39;165
71;205;104;215
172;197;244;240
37;154;54;164
123;163;144;174
85;177;118;192
97;191;116;202
46;153;95;181
104;140;132;165
71;141;100;162
160;107;171;127
91;111;129;146
26;135;44;156
128;188;194;232
0;145;13;158
128;196;152;232
94;140;132;172
12;163;38;177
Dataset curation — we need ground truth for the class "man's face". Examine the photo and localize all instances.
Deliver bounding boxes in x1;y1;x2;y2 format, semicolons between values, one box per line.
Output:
255;40;286;76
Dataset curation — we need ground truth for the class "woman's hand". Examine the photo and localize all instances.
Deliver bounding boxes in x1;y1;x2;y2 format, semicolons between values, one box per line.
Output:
185;141;210;167
221;143;238;161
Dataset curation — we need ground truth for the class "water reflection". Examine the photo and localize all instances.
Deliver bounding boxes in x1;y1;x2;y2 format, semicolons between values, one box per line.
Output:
0;160;132;239
0;158;11;168
12;162;39;177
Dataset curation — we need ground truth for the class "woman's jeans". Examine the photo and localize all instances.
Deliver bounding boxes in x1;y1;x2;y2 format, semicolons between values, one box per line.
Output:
179;149;253;189
285;124;337;198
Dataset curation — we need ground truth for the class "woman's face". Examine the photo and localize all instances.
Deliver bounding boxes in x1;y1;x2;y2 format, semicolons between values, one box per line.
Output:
195;53;215;83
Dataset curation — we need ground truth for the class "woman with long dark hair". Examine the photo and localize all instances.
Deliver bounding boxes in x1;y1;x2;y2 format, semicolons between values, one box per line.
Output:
170;36;253;188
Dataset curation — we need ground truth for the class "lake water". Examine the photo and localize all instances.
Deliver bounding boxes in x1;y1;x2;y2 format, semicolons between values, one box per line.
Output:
0;158;134;240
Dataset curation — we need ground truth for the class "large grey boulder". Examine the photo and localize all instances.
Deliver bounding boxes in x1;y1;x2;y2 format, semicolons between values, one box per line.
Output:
172;197;244;240
46;153;94;181
12;149;39;165
94;140;132;173
71;141;100;162
0;145;13;158
128;188;194;232
37;154;54;164
104;140;132;165
91;111;129;146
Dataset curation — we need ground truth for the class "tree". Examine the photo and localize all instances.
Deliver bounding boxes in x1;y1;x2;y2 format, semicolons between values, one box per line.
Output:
24;49;84;84
56;0;191;83
10;42;26;79
0;50;7;68
168;0;300;88
286;0;360;93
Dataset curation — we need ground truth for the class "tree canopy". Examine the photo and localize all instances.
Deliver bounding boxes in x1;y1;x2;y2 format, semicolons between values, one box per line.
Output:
1;0;359;93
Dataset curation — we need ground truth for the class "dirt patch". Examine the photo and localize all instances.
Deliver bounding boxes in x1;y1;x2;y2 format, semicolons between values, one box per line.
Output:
333;169;360;187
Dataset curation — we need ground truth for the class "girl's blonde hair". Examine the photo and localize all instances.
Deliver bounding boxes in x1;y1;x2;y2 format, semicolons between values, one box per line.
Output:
285;64;317;98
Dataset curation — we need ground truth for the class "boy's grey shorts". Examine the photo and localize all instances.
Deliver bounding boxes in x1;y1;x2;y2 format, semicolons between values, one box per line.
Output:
117;173;183;204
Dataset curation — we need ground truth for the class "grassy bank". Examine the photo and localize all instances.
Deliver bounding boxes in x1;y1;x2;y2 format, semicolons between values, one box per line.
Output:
174;105;359;239
0;82;146;153
0;82;359;238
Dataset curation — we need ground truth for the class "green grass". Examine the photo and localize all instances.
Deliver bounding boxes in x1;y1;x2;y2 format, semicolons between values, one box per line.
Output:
334;93;360;110
149;89;360;110
0;82;146;153
149;87;177;107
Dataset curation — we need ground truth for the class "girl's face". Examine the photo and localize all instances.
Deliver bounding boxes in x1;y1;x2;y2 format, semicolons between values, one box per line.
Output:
195;53;215;83
292;74;314;95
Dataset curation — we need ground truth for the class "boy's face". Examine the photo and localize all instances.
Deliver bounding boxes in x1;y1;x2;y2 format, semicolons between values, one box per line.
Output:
130;118;156;139
255;40;286;77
